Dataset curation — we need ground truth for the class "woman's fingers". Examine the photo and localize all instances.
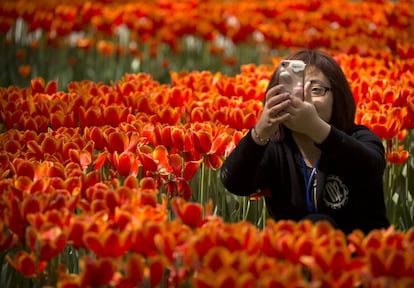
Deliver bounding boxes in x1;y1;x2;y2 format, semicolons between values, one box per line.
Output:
303;81;313;104
268;97;291;118
266;92;290;110
292;86;304;100
265;84;285;102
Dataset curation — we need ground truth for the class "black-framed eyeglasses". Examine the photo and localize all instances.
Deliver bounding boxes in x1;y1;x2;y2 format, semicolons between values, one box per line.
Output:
310;86;331;96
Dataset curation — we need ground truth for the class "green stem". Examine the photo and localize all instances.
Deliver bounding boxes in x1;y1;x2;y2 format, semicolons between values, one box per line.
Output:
199;162;205;206
242;197;251;221
261;199;267;229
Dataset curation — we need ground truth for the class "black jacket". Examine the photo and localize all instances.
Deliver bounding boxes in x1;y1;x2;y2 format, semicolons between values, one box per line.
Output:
220;124;390;234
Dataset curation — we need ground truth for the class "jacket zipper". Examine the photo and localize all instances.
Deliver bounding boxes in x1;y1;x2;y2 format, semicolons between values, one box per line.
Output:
313;170;318;212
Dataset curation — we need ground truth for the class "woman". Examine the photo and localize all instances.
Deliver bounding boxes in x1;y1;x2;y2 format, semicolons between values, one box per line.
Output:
220;49;390;235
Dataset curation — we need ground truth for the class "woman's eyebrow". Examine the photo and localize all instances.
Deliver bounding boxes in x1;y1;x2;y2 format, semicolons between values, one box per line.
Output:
310;79;329;86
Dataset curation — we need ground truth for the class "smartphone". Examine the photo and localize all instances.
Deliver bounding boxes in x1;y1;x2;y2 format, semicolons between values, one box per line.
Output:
278;60;306;99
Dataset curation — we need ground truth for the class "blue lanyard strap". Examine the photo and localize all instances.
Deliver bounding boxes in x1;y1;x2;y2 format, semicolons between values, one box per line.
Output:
301;157;319;213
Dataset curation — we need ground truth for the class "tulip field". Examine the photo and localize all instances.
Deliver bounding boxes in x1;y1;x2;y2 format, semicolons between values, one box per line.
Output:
1;0;414;287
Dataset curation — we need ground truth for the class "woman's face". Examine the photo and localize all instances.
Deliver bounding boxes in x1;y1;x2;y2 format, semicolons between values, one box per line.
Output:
304;66;333;123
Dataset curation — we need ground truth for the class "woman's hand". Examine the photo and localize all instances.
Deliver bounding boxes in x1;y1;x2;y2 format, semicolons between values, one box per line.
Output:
253;84;291;144
284;81;331;143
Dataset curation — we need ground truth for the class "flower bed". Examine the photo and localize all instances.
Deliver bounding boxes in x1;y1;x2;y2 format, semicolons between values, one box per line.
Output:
1;0;414;287
1;54;414;286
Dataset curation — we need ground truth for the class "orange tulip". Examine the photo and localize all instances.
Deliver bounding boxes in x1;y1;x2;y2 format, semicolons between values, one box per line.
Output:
0;16;14;34
130;221;162;257
158;105;182;125
0;220;18;252
164;179;190;200
3;139;21;154
4;192;41;242
137;146;159;177
182;159;202;181
15;159;35;179
78;106;102;129
167;86;191;107
6;251;47;277
41;135;61;156
0;152;10;178
83;126;106;151
387;145;409;164
18;64;31;78
51;110;77;129
80;256;116;286
117;253;146;287
152;145;171;173
168;153;183;178
1;110;22;130
103;105;130;127
26;207;73;231
84;228;132;258
159;125;175;149
193;251;254;288
359;110;401;140
189;129;212;155
146;256;165;288
30;77;57;95
406;95;414;129
68;215;94;249
171;197;205;228
106;131;139;154
26;225;67;262
249;187;272;200
111;151;139;177
14;49;26;63
367;249;414;279
97;40;114;57
153;230;189;285
23;114;49;133
397;43;414;59
76;37;93;51
301;247;364;287
138;176;162;198
34;160;65;181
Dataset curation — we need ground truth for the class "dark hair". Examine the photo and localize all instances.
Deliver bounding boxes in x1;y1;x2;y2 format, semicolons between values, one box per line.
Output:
266;49;356;138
